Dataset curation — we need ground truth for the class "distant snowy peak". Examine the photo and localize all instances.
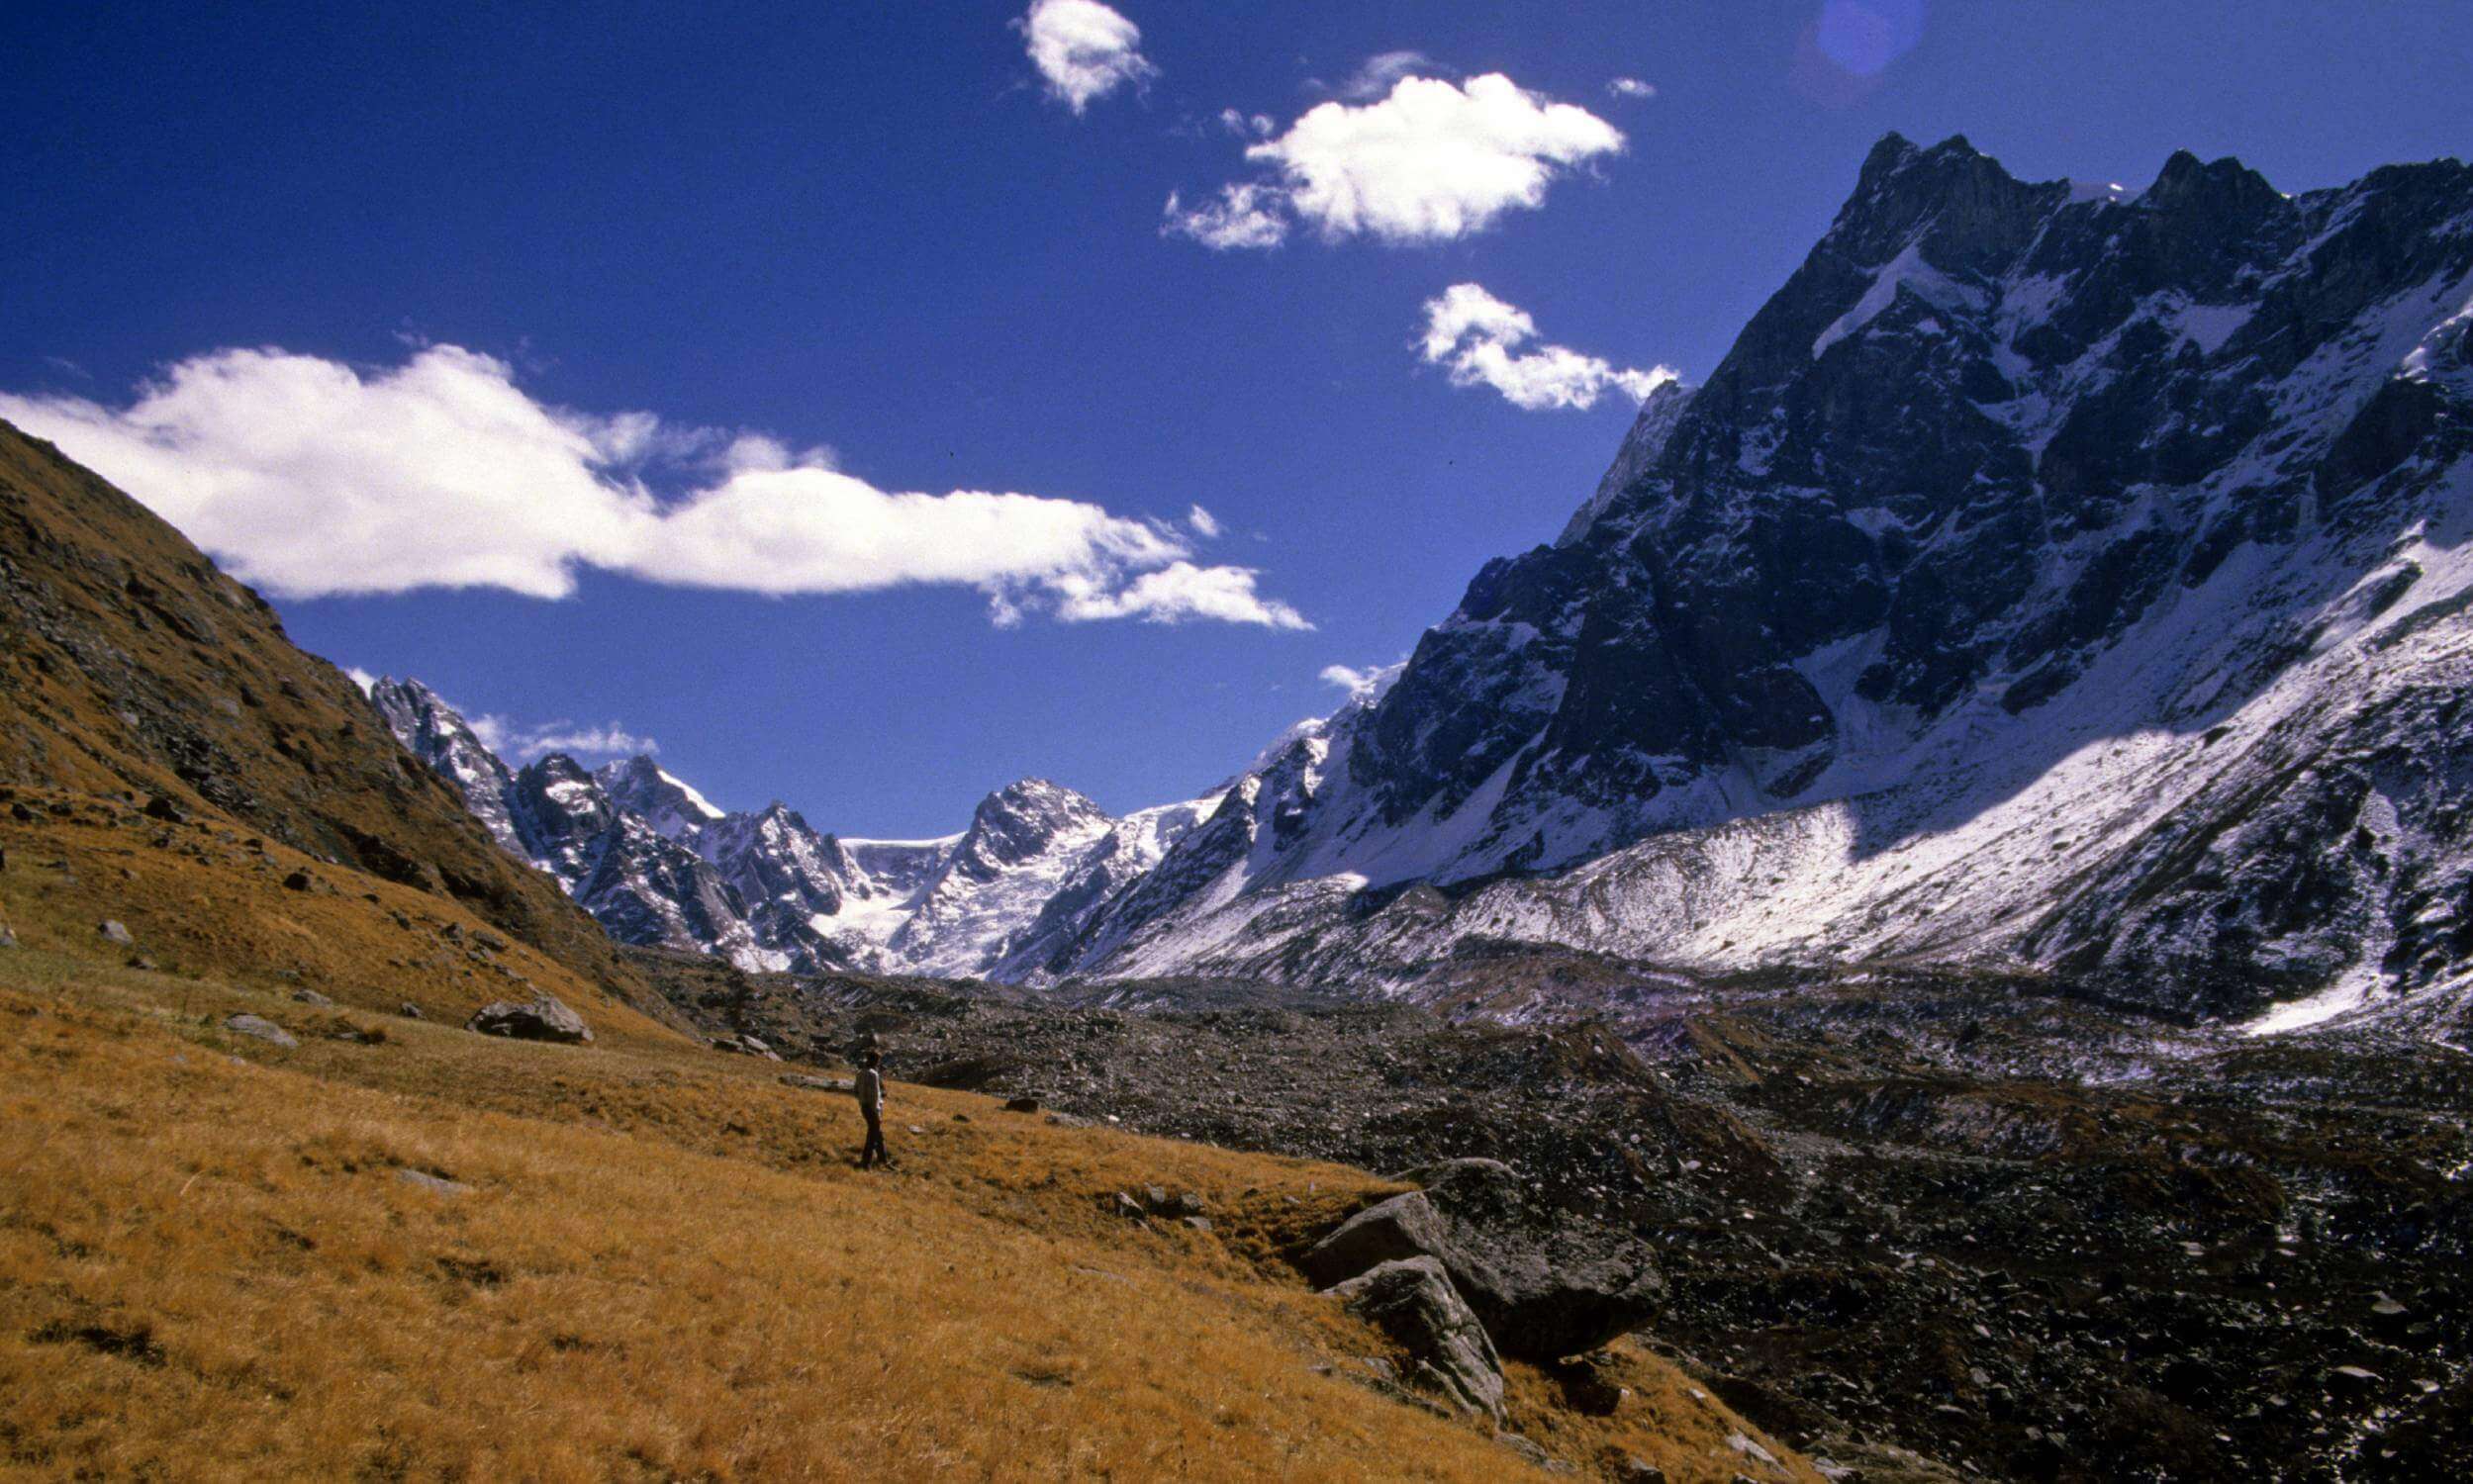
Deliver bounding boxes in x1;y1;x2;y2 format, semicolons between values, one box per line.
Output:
371;681;1220;982
698;802;848;922
945;779;1114;882
835;834;962;902
595;755;726;839
886;780;1122;976
506;754;619;881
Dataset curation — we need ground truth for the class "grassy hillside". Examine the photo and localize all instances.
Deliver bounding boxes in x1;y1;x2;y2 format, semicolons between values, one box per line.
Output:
0;781;681;1045
0;867;1811;1481
0;418;673;1027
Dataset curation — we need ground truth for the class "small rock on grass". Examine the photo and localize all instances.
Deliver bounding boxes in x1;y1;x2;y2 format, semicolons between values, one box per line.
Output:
292;987;335;1008
1003;1095;1041;1113
398;1002;425;1020
225;1014;298;1049
397;1168;472;1197
98;920;135;946
1494;1434;1560;1470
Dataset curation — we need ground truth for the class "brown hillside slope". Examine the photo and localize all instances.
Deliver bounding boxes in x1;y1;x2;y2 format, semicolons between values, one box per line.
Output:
0;417;675;1029
0;945;1815;1482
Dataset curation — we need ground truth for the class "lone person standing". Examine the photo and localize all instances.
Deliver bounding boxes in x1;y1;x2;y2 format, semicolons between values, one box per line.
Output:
855;1048;890;1169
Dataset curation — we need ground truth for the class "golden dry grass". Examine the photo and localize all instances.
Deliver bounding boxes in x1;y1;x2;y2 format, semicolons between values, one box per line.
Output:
1;818;1812;1481
0;788;681;1043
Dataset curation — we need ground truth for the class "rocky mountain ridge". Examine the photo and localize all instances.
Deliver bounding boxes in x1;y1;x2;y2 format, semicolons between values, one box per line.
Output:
1035;134;2473;1033
382;134;2473;1038
370;677;1220;979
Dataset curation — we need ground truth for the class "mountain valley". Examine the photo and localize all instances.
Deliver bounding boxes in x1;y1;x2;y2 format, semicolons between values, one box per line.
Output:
8;127;2473;1483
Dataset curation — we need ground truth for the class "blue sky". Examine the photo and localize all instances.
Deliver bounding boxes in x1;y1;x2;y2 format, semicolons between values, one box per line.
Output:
4;1;2467;834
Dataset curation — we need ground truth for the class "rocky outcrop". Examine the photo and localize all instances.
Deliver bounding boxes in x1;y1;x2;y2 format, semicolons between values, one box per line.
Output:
1324;1256;1505;1422
1303;1159;1665;1361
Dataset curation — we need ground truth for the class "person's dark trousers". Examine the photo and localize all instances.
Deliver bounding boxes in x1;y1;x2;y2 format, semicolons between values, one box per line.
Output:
860;1109;888;1168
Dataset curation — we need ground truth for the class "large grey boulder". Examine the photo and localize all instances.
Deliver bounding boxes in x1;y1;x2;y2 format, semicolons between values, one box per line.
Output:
1325;1256;1504;1423
1302;1161;1664;1360
465;992;593;1045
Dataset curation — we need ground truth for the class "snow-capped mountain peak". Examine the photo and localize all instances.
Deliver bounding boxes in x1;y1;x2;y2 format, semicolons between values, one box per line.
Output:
373;696;1221;982
1020;135;2473;1033
595;755;726;840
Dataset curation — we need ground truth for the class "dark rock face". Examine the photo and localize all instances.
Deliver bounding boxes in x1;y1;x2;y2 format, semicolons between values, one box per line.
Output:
1303;1159;1665;1361
571;816;759;963
368;678;525;851
702;804;845;922
506;755;619;880
1349;136;2472;852
465;992;593;1044
1324;1256;1506;1422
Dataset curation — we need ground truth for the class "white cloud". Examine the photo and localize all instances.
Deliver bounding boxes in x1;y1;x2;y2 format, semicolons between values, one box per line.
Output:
1048;561;1307;628
1334;50;1434;100
1163;182;1293;249
465;710;656;763
1015;0;1155;115
1168;72;1625;249
462;711;518;757
1216;108;1273;139
1316;661;1405;709
1607;76;1657;99
0;344;1305;628
521;723;658;762
1417;283;1678;412
1187;504;1222;537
